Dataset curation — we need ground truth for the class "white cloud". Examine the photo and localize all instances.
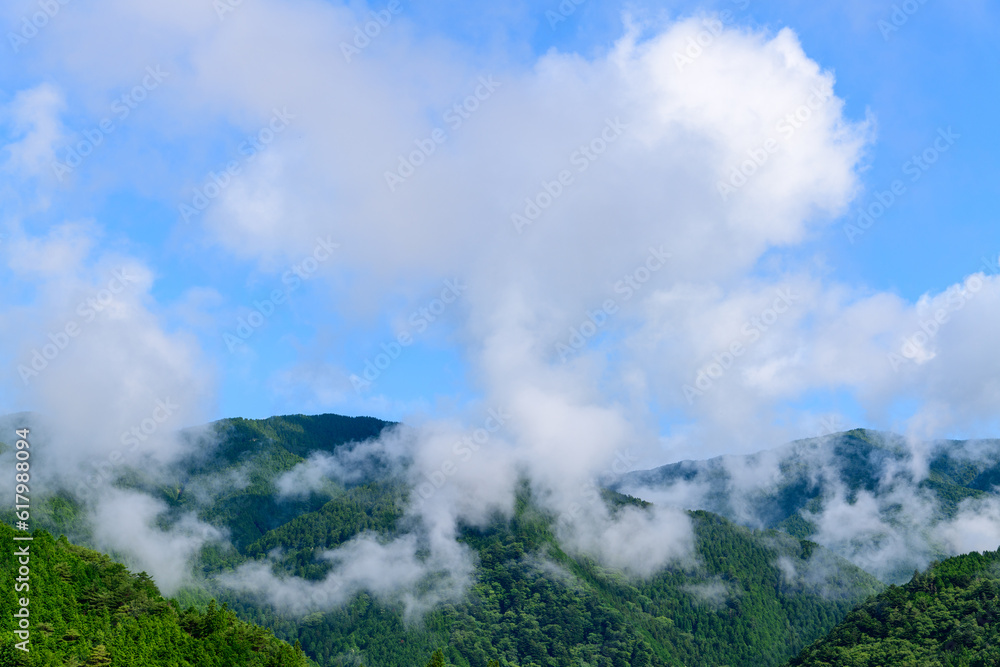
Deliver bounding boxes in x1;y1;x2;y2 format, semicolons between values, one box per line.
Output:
6;6;869;603
1;224;217;489
91;489;226;595
937;496;1000;555
219;531;473;620
8;0;1000;611
1;83;65;178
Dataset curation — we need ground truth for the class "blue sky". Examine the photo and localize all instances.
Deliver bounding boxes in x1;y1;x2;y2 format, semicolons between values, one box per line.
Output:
2;0;999;463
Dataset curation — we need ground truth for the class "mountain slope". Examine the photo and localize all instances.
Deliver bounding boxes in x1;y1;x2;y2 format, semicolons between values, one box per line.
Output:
142;415;886;666
617;429;1000;582
5;414;886;667
0;522;311;667
0;412;395;553
784;548;1000;667
620;429;999;527
166;414;394;550
207;487;883;667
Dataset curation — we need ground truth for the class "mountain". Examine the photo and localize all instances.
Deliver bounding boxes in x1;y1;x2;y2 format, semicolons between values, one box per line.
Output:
163;414;394;551
784;548;1000;666
0;522;310;667
615;429;1000;583
4;414;887;666
0;413;394;551
211;496;884;667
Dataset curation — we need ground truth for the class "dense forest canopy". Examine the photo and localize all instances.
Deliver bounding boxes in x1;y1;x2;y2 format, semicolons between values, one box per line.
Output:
7;415;1000;666
784;548;1000;667
0;522;310;666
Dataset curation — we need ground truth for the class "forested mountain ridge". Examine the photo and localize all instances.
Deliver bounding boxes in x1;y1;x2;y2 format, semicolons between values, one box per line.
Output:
783;548;1000;666
0;522;311;666
142;415;889;666
210;494;884;667
0;413;395;550
3;414;886;666
616;429;1000;583
162;413;394;551
619;429;1000;528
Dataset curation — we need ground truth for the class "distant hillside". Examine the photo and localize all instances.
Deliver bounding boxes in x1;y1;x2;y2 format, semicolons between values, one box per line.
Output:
5;414;885;666
137;414;886;667
0;522;310;666
616;429;1000;582
784;548;1000;666
0;413;395;550
164;413;394;550
212;492;884;667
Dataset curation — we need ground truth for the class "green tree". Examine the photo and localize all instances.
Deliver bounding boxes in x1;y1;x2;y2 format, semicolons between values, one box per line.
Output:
86;644;113;666
426;649;447;667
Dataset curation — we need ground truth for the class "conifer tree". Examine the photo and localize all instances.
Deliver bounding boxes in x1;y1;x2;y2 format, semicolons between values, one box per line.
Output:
425;648;447;667
86;644;113;666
